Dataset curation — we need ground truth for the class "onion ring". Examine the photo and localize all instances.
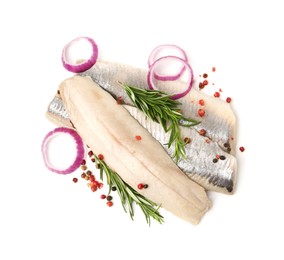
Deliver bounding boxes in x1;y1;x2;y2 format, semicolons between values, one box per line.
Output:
62;37;98;73
148;44;188;81
41;127;85;174
147;56;194;100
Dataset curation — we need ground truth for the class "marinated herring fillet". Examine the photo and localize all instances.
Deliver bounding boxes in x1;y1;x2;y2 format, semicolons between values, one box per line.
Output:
79;61;237;154
47;91;237;194
59;76;211;224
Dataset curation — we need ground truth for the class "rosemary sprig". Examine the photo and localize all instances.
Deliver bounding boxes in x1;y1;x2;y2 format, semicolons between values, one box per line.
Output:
123;84;200;161
95;155;164;225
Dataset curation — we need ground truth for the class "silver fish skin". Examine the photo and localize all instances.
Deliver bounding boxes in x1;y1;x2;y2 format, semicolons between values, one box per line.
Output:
124;105;236;194
79;62;237;154
46;95;237;194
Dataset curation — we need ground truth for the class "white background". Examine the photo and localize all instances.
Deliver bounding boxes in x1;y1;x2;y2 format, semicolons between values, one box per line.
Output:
0;0;283;259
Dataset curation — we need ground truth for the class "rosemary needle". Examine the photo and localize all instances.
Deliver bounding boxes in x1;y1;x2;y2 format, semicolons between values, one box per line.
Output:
95;155;164;225
123;84;200;162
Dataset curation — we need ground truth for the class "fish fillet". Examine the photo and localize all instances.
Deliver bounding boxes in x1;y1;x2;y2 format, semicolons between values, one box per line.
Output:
59;76;211;224
47;90;237;194
79;61;236;154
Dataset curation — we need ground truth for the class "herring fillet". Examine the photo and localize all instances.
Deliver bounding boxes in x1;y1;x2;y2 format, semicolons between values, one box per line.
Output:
79;61;237;154
59;76;211;224
47;94;237;194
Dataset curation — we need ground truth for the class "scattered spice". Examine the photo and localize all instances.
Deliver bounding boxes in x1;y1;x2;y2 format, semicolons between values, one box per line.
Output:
227;147;231;153
135;135;142;141
81;173;86;178
107;195;113;201
224;143;229;148
116;96;123;105
91;186;97;192
226;97;232;103
199;82;205;89
216;155;220;159
98;154;104;160
199;99;205;106
81;159;86;165
212;67;216;72
219;88;222;92
111;186;117;191
73;178;78;183
88;150;94;157
199;129;206;136
198;109;205;117
95;163;101;169
143;184;149;189
100;194;106;199
107;201;113;207
203;73;208;78
214;92;220;98
91;158;96;163
87;170;92;176
213;158;218;163
137;183;144;190
184;137;191;144
239;146;245;152
220;155;226;160
203;80;208;86
81;165;87;171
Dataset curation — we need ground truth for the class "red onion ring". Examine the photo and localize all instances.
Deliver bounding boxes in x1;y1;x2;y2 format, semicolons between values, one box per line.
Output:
62;37;98;73
147;56;194;100
41;127;85;174
148;45;188;81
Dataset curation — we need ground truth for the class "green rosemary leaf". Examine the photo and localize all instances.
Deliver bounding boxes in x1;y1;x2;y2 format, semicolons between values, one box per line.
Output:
94;155;164;225
123;84;200;161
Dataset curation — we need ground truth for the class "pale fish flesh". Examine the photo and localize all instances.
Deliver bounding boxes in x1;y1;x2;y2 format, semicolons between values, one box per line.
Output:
79;61;237;154
59;76;211;224
46;95;236;194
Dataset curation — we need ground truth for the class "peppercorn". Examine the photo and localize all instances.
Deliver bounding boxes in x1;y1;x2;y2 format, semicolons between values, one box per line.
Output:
212;67;216;72
106;195;113;201
143;184;149;189
98;154;104;160
198;109;205;117
137;183;144;190
239;146;245;152
203;73;208;78
91;186;97;192
111;186;117;191
135;135;142;141
81;173;86;178
214;92;220;98
199;82;204;89
199;99;205;106
199;129;206;136
184;137;191;144
107;201;113;207
95;163;100;169
81;159;86;165
220;155;226;160
91;158;96;163
100;194;106;199
203;80;208;86
227;147;231;152
226;97;232;103
73;178;78;183
213;158;218;163
88;150;94;157
224;143;229;148
81;165;87;171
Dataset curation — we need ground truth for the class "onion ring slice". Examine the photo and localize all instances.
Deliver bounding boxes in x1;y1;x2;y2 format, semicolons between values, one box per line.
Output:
148;44;188;81
41;127;85;174
147;56;194;100
62;37;98;73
